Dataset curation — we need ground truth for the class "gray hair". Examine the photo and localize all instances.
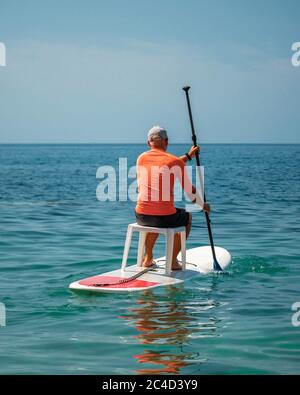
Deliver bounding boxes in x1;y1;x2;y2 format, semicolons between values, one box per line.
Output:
147;126;168;141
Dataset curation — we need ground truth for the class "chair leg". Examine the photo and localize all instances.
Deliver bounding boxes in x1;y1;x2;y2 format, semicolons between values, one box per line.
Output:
137;231;146;267
180;231;186;271
121;225;133;271
165;230;174;276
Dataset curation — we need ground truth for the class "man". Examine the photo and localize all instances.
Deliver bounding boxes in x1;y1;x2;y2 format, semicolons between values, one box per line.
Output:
135;125;210;270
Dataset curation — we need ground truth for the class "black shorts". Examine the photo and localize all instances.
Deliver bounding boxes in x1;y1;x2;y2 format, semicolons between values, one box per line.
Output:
135;208;190;228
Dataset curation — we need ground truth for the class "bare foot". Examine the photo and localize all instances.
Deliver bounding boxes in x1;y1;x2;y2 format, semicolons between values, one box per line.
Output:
142;258;154;268
171;261;182;271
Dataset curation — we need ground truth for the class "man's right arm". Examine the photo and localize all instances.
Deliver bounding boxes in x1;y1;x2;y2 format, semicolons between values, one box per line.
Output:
176;159;210;212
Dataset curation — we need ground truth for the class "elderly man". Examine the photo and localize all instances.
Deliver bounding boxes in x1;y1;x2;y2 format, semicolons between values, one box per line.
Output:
135;126;210;270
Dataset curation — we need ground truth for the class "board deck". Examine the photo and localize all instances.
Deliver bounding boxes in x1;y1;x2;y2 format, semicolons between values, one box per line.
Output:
69;246;231;293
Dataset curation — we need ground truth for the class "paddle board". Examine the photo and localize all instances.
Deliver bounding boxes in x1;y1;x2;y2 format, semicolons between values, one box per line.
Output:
69;246;231;293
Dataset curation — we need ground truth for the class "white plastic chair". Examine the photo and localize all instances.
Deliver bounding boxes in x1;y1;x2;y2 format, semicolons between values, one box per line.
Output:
121;223;186;276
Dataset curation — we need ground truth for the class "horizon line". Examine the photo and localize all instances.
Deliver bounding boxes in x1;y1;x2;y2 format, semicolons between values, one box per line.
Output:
0;142;299;145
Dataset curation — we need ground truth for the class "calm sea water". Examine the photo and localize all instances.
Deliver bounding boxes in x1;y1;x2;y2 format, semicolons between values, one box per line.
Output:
0;144;299;375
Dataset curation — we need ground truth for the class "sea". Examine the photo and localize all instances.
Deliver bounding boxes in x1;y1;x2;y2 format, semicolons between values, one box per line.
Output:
0;143;299;374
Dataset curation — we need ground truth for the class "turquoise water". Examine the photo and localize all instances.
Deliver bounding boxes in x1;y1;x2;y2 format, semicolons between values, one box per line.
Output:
0;144;299;375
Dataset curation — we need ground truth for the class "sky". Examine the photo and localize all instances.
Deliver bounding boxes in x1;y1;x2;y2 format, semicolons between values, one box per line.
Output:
0;0;299;143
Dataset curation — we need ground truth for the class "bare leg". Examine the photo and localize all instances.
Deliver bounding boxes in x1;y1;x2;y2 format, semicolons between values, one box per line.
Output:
142;232;159;267
172;213;192;270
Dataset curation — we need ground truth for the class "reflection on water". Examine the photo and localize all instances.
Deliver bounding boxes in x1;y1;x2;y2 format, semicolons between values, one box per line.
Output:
120;283;221;374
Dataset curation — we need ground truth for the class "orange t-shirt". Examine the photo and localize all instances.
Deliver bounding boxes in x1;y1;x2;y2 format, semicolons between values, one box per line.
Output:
135;148;194;216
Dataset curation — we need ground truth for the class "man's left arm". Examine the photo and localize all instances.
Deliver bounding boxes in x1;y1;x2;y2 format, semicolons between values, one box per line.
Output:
180;146;200;163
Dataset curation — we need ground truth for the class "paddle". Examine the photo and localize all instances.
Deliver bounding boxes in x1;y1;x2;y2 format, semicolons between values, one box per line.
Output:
182;86;223;271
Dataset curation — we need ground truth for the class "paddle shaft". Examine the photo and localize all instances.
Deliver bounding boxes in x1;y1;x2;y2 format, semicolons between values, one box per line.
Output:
182;86;222;271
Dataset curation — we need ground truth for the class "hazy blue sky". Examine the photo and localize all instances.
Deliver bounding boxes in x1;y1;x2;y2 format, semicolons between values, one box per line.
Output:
0;0;299;143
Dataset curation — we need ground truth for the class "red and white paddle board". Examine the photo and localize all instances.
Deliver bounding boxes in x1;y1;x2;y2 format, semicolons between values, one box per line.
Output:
69;246;231;293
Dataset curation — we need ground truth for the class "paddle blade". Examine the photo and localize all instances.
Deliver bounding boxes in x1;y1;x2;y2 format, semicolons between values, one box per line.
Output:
213;260;223;271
